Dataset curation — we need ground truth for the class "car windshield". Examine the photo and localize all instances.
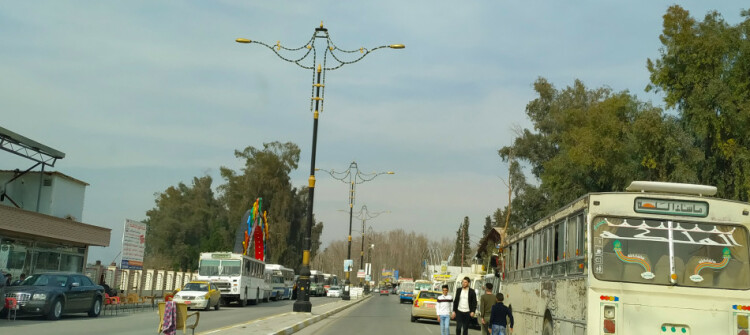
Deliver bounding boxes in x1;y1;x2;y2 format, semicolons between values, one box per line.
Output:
21;274;69;287
329;286;340;290
419;291;439;300
592;216;750;289
183;283;209;291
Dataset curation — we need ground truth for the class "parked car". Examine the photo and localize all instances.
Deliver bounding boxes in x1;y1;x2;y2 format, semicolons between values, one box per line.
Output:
173;280;221;311
4;272;104;320
326;286;341;298
379;287;389;296
410;290;440;322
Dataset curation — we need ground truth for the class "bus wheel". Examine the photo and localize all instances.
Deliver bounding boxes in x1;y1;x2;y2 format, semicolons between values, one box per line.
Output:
542;316;553;335
240;287;248;307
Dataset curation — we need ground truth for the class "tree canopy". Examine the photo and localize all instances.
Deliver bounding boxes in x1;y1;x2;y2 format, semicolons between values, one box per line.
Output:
144;141;323;272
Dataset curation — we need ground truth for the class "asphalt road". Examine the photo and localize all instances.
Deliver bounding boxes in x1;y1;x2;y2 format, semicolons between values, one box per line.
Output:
0;296;331;334
296;293;485;335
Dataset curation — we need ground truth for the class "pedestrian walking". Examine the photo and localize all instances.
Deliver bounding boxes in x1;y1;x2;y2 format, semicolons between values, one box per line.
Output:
451;277;477;335
489;293;514;335
479;283;495;334
436;284;454;335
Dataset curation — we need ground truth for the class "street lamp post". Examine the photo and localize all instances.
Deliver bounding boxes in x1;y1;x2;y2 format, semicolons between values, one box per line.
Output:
353;206;388;289
236;24;403;313
317;162;393;300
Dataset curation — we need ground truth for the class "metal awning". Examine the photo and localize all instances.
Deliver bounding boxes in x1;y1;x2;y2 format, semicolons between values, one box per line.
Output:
0;125;65;166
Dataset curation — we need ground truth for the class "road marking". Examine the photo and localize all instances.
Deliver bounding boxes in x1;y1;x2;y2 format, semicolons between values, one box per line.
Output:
423;324;433;334
197;300;341;334
198;312;296;334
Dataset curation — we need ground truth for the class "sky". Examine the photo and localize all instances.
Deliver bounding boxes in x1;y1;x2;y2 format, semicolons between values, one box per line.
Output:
1;1;747;266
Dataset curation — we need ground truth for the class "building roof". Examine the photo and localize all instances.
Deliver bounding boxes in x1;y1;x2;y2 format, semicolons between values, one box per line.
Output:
475;227;505;259
0;170;89;186
0;204;110;247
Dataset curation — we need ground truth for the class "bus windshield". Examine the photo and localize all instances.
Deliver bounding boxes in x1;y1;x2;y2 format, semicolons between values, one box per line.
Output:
220;260;241;276
199;259;220;276
592;216;750;289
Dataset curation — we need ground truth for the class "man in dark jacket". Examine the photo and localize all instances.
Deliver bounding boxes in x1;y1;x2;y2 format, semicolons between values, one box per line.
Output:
451;277;477;335
489;292;514;335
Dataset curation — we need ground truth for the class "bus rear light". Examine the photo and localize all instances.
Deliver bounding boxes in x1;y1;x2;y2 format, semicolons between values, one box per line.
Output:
603;319;615;333
738;314;749;335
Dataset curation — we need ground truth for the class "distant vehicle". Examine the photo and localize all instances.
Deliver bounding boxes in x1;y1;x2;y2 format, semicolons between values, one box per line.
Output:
411;290;440;322
414;279;432;294
265;264;295;300
399;281;415;304
327;286;342;298
309;270;325;296
173;280;221;311
379;287;390;296
4;273;104;320
196;252;268;306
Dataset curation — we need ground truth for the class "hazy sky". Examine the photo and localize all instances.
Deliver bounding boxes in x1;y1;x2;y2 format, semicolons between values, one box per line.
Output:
1;1;746;265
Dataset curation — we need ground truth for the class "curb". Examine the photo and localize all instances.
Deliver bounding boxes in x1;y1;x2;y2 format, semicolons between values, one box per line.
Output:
268;294;371;335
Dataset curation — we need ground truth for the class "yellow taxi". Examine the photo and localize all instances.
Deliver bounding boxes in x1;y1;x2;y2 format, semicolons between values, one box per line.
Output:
410;290;441;322
173;280;221;311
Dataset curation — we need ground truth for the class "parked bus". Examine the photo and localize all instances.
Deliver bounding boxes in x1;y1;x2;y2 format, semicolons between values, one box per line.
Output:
501;181;750;334
265;264;295;300
196;252;269;306
309;270;325;296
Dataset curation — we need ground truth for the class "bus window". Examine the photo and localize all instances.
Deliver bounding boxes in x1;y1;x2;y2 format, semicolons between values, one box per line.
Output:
541;228;549;264
674;222;750;289
554;222;564;261
576;214;585;257
567;216;578;259
533;232;541;265
593;217;669;285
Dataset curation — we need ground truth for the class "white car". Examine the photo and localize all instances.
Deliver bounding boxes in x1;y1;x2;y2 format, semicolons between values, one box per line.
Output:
327;286;341;298
173;281;221;311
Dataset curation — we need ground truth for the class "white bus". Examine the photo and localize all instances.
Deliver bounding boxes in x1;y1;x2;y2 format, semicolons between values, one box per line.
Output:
196;252;269;306
501;181;750;335
265;264;294;300
309;270;325;296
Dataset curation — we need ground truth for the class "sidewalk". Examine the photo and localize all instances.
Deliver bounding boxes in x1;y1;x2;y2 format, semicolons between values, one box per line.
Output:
199;295;370;335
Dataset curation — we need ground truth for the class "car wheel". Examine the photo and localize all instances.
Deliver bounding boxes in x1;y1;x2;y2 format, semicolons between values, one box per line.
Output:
88;297;102;317
410;315;417;322
214;299;220;311
47;298;63;320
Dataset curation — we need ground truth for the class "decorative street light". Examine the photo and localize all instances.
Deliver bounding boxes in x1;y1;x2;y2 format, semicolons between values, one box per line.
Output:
353;205;389;289
317;162;393;300
236;24;403;312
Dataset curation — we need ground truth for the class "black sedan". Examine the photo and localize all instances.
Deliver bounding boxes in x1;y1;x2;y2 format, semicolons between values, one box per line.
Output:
4;273;104;320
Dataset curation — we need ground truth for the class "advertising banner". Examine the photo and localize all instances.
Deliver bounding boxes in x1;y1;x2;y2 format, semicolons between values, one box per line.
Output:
343;259;354;272
121;219;147;270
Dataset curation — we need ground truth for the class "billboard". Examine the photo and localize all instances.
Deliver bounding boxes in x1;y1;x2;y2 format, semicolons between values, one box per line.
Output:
121;219;147;270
